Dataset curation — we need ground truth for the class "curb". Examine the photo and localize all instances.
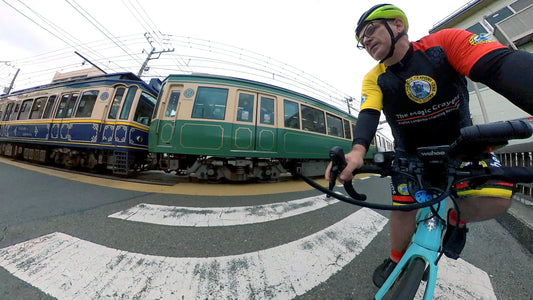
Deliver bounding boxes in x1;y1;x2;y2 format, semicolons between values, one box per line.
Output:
495;193;533;254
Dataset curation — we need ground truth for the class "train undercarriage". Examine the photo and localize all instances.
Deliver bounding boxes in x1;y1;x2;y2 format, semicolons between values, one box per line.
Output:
156;153;329;182
0;142;147;175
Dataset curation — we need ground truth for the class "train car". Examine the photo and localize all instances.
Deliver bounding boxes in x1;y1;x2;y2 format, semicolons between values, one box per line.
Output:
149;73;390;181
0;72;160;174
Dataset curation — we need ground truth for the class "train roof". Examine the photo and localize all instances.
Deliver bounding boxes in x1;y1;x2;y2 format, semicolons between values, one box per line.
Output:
163;73;356;121
1;72;160;98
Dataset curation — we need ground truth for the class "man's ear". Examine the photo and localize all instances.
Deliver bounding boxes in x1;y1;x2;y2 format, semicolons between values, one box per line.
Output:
392;18;405;34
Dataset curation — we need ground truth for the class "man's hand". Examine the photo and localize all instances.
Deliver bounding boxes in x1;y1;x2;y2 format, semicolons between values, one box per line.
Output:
325;144;367;184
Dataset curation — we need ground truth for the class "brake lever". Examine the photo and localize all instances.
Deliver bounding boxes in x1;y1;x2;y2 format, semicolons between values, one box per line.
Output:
328;146;367;201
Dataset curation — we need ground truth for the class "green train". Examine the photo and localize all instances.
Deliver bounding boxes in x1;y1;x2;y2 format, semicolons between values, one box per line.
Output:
149;74;393;181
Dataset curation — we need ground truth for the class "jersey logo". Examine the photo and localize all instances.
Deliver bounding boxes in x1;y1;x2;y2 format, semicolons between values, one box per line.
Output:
361;93;368;106
469;34;494;45
405;75;437;104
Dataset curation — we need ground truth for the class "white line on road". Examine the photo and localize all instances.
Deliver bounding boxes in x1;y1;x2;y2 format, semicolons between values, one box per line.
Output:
0;208;387;299
108;195;339;226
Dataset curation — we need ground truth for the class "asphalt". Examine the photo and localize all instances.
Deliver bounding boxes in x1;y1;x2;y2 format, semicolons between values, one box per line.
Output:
496;193;533;254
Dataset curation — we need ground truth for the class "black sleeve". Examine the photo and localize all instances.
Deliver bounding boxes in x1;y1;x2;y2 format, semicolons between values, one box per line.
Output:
469;48;533;115
352;108;381;149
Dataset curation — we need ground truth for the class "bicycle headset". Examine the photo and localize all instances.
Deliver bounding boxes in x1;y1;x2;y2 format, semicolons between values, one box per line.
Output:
355;4;409;62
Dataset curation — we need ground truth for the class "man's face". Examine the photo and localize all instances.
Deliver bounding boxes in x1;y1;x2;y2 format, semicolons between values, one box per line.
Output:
358;21;392;61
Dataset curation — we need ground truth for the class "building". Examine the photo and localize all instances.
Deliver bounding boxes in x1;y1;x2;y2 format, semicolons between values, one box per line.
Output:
430;0;532;124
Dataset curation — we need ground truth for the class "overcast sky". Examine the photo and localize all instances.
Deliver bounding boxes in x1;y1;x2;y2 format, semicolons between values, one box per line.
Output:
0;0;470;108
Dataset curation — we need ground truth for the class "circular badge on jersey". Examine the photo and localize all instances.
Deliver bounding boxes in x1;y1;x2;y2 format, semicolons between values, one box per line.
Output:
398;183;410;195
405;75;437;104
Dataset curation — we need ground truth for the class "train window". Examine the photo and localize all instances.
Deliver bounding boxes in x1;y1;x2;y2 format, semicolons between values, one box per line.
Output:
10;103;20;120
134;92;156;125
42;95;57;119
18;99;33;120
108;87;126;119
30;97;47;119
119;86;138;120
0;103;3;120
165;91;181;118
283;100;300;129
326;113;343;137
259;96;275;125
3;103;13;121
55;93;79;118
191;87;228;120
236;93;254;122
75;90;99;118
343;119;352;140
301;105;326;134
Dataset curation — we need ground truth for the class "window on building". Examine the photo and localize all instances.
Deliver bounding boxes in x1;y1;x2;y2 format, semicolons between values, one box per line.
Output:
191;87;228;120
510;0;532;12
283;99;300;129
301;105;326;134
466;22;489;35
485;7;514;28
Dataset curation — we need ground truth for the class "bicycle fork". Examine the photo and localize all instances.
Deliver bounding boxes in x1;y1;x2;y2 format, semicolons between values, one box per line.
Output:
375;202;447;300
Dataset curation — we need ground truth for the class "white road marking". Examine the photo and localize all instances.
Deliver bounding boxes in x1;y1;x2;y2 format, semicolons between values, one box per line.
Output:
108;195;339;226
0;208;387;299
416;257;497;299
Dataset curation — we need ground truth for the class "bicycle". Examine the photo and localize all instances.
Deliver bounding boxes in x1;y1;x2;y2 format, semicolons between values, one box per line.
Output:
302;119;533;299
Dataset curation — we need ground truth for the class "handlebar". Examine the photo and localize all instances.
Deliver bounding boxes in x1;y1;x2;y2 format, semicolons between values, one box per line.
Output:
314;119;533;211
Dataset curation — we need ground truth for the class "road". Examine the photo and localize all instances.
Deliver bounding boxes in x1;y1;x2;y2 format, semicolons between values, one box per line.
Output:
0;158;531;299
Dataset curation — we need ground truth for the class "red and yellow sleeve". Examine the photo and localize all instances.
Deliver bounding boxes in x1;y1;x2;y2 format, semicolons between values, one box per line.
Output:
414;28;507;76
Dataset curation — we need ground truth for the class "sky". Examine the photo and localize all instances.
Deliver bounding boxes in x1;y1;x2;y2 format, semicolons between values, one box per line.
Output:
0;0;472;124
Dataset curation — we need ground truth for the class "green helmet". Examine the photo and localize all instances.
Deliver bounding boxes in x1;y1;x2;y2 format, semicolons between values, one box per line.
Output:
355;4;409;41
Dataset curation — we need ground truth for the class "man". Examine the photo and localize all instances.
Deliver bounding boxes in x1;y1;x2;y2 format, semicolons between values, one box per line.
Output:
326;4;533;288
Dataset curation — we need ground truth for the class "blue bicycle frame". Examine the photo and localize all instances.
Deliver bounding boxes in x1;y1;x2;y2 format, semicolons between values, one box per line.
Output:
375;193;447;300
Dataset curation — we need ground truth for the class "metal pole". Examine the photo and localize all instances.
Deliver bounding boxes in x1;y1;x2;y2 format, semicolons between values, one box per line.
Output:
74;51;107;74
6;68;20;94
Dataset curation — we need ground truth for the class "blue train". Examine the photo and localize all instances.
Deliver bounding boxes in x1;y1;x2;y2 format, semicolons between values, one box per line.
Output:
0;71;159;174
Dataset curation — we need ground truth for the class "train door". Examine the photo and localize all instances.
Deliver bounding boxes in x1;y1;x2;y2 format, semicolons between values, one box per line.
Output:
101;86;138;146
232;92;256;152
255;95;277;153
51;92;79;141
231;92;277;153
154;88;182;147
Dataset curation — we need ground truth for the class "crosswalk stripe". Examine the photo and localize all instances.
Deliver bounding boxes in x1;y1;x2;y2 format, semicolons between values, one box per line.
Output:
108;195;339;226
416;257;497;299
0;208;387;299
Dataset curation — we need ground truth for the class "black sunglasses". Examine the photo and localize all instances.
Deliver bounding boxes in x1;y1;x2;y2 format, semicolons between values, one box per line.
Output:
356;22;379;50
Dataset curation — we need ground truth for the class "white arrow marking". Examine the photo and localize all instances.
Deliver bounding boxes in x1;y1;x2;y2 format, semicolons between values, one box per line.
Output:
0;208;387;299
108;195;339;226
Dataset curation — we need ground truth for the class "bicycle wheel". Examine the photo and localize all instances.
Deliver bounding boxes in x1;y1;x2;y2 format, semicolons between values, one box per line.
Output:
383;257;426;300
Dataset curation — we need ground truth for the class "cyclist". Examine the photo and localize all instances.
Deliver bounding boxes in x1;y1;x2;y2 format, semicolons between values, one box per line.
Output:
326;3;533;288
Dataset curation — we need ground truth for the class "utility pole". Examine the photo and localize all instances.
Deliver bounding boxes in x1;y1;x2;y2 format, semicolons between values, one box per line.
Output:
138;33;174;77
345;97;354;115
5;68;20;95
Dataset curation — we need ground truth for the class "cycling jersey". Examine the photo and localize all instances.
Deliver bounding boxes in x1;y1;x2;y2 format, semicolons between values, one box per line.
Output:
355;28;507;153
